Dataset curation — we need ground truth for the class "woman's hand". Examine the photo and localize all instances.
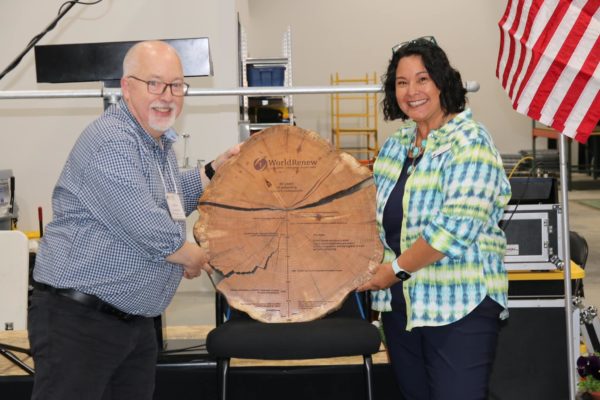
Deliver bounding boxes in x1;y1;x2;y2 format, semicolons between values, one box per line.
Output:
356;263;399;291
357;238;444;291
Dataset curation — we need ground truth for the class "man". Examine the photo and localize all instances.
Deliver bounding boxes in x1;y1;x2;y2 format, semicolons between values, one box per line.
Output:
28;41;237;399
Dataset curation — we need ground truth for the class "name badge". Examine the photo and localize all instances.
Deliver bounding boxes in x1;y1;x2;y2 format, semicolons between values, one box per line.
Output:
432;143;451;158
166;193;186;221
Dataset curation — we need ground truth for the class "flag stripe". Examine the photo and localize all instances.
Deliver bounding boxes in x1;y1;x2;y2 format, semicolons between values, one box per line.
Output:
515;0;571;114
507;0;539;99
511;0;561;106
497;0;600;144
501;0;524;89
529;0;596;121
496;0;513;79
551;34;600;134
567;62;600;138
576;89;600;141
503;0;526;90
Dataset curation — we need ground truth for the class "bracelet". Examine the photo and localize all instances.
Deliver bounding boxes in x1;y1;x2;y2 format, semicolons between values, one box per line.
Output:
204;161;215;180
391;259;402;274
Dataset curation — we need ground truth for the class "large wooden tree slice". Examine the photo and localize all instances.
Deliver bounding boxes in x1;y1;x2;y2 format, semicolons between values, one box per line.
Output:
194;125;382;322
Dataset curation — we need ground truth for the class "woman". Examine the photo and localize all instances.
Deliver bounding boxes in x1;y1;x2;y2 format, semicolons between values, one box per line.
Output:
357;37;511;399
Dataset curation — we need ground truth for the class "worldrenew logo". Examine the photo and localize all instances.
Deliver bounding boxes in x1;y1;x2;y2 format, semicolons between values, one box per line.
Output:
254;157;318;171
254;157;268;171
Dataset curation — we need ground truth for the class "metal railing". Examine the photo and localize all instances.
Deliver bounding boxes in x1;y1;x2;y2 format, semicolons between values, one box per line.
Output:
0;81;482;100
0;85;383;101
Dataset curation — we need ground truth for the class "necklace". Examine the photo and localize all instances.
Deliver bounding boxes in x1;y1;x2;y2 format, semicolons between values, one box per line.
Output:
406;114;453;175
407;135;427;175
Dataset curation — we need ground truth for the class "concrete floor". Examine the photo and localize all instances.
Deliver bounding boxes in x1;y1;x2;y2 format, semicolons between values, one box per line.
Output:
166;176;600;330
164;290;215;326
564;183;600;312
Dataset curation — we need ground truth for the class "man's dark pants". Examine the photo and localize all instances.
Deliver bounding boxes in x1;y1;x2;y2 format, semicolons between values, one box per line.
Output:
28;290;158;400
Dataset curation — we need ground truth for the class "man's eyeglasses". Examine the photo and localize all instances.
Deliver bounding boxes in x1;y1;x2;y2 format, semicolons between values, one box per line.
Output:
128;76;189;96
392;36;437;53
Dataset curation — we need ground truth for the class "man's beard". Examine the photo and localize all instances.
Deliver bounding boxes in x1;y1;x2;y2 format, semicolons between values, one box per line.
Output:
148;100;178;132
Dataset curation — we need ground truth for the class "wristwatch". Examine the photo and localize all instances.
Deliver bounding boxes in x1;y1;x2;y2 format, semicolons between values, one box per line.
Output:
391;259;412;281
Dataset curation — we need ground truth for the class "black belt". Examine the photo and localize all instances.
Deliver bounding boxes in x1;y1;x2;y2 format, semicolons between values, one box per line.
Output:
33;281;143;322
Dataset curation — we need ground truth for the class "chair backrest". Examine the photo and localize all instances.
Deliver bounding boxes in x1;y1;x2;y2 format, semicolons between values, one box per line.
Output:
569;230;589;269
215;290;370;326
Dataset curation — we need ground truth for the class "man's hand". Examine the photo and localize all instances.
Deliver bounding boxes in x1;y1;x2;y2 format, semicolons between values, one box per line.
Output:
200;143;243;187
213;143;242;170
356;263;399;292
166;241;211;279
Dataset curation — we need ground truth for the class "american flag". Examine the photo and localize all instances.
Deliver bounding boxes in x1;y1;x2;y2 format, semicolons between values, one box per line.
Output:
497;0;599;143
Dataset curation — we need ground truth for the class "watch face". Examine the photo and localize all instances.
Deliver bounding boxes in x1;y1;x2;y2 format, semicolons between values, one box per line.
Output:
395;270;411;281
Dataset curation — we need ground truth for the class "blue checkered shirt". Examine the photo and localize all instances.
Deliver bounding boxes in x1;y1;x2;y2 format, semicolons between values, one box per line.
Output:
34;99;203;316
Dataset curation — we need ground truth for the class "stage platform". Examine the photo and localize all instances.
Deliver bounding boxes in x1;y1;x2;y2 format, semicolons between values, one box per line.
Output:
1;263;583;400
0;326;401;400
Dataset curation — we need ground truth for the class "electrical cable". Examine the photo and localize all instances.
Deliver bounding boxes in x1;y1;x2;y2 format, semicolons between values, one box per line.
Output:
508;155;534;179
500;156;545;233
0;0;104;81
160;343;207;355
58;0;104;15
500;177;529;233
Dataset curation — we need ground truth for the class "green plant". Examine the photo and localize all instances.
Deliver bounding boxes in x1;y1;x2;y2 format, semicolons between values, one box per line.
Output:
577;353;600;393
579;376;600;393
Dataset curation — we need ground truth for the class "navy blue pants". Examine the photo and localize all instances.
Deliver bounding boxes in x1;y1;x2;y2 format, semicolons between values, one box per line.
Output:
28;290;158;400
382;283;502;400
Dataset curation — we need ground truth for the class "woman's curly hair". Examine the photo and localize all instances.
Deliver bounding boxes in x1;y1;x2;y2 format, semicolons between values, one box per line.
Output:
382;39;467;121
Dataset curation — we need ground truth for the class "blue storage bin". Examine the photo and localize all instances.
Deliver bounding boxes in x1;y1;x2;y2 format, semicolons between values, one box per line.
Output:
247;65;286;87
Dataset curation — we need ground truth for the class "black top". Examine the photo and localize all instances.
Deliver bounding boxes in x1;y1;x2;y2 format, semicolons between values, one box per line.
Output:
382;155;422;257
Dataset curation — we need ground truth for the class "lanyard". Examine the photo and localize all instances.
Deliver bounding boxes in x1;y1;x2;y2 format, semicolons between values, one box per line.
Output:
156;154;186;221
156;156;178;195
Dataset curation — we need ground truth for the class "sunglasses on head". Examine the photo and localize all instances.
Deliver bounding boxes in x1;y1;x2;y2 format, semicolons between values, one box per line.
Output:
391;36;437;53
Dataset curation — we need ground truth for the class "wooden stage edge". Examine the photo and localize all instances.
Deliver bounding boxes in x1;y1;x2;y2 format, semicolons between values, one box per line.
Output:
0;325;390;376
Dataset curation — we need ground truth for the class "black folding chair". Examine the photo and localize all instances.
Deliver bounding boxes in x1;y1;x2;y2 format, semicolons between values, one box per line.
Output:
206;291;382;400
570;230;589;297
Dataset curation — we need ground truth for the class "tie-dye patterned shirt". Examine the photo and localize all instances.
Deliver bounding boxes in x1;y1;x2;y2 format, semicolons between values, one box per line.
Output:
371;109;511;330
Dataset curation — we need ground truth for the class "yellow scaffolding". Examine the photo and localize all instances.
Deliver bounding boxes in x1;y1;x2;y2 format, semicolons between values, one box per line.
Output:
330;72;379;161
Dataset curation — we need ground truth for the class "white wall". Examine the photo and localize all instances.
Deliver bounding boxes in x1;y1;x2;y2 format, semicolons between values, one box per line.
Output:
0;0;536;233
0;0;240;234
1;1;534;294
243;0;532;154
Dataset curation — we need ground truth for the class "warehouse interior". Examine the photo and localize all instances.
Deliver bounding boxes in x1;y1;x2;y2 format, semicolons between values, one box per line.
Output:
1;1;599;399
